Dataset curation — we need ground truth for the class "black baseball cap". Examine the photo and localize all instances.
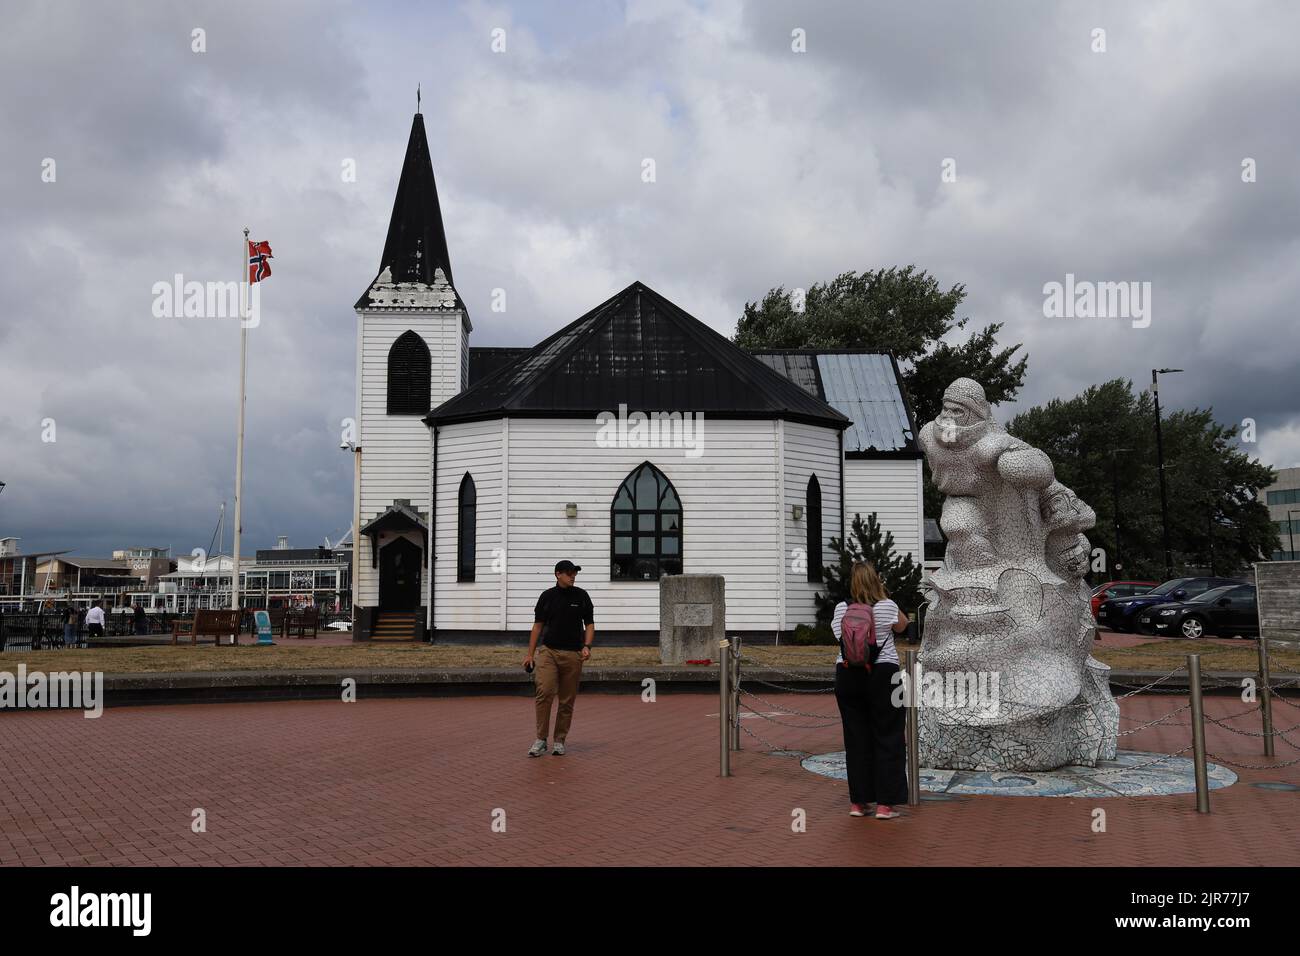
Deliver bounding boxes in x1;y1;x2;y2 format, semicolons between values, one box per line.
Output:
554;560;582;574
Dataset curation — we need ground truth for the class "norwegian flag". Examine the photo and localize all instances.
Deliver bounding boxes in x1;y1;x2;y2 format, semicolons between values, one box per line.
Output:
247;240;274;283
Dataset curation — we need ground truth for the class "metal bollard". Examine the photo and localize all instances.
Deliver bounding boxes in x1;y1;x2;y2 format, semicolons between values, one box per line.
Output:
1188;654;1210;814
730;636;742;751
719;638;731;777
1258;637;1275;758
905;649;920;807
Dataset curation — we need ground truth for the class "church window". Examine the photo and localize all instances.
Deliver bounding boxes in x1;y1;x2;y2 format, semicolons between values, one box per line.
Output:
458;473;476;582
806;474;823;582
387;330;431;414
611;462;682;580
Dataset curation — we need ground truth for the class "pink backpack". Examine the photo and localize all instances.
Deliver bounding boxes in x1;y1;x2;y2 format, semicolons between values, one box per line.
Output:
840;602;879;670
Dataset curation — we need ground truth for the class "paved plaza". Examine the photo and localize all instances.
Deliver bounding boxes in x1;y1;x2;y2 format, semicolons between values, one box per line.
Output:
1;691;1296;866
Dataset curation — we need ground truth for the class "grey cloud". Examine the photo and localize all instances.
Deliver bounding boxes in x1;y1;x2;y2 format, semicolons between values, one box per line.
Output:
2;0;1298;559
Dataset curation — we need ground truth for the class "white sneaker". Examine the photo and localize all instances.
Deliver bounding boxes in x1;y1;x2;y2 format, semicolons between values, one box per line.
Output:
552;741;567;756
527;739;548;757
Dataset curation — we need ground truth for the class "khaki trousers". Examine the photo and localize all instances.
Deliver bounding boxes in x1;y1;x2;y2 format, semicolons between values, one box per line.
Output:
535;646;584;742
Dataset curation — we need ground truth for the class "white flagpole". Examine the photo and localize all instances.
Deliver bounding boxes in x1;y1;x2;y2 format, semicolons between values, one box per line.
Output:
231;226;250;639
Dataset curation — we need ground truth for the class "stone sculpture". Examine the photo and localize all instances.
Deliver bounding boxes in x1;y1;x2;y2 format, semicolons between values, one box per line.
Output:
916;378;1119;771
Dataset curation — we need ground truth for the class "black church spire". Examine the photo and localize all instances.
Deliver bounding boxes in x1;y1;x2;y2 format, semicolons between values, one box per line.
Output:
355;113;459;309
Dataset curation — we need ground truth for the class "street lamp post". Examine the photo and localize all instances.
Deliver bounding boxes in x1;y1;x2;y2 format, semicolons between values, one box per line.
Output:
1108;448;1133;574
1152;368;1183;579
1289;509;1299;561
1207;504;1216;576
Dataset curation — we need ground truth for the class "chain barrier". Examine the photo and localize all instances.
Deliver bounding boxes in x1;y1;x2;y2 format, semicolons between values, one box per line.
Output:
1115;704;1191;737
1113;746;1196;772
737;711;807;754
1205;751;1300;770
1110;667;1185;699
727;643;1300;787
737;653;835;686
1203;713;1300;737
738;686;837;723
743;676;837;695
733;653;1191;750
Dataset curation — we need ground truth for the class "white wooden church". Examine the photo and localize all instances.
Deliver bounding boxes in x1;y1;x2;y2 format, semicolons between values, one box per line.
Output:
350;112;924;642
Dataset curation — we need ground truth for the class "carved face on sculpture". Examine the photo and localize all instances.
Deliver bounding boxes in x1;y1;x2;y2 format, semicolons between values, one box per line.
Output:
935;398;995;448
1057;534;1091;577
933;377;996;449
1042;487;1078;524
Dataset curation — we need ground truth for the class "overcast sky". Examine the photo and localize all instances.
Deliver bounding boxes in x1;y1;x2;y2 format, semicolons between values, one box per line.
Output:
2;0;1297;558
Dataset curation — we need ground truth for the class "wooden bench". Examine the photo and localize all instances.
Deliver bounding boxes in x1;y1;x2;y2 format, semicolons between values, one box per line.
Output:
267;607;289;637
171;609;243;646
288;608;320;639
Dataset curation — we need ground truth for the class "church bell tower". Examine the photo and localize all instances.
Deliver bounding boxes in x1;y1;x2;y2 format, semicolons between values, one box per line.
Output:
351;111;471;641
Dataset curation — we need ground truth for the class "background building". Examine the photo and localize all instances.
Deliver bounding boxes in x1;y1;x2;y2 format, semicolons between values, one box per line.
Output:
112;547;175;584
1262;466;1300;560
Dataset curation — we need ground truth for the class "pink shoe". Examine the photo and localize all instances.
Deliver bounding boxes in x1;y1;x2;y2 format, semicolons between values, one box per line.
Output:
849;803;876;817
875;805;901;820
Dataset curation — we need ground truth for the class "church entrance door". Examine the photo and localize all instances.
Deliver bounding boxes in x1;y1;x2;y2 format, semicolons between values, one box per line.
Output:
378;537;421;611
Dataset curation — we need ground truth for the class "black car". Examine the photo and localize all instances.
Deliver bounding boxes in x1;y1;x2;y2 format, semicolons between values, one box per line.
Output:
1135;584;1259;639
1096;576;1245;632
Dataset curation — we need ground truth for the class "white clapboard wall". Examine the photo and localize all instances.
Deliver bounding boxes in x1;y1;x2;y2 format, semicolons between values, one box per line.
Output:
842;458;925;572
431;417;844;632
782;420;843;630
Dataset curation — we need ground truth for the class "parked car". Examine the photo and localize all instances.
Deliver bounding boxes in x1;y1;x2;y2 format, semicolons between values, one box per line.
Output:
1090;580;1158;619
1096;576;1245;632
1135;584;1259;639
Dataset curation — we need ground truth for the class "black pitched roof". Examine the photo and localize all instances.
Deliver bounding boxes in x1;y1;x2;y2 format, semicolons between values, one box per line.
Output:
468;347;532;386
355;113;458;309
426;282;850;429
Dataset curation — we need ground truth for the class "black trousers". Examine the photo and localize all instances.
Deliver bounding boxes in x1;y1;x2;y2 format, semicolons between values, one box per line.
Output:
834;661;908;806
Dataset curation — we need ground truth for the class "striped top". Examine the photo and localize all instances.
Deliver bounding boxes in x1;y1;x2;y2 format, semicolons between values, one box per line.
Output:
831;599;901;666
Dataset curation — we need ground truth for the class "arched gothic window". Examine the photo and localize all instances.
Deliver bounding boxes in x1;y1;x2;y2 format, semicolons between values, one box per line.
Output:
387;330;431;415
611;462;682;580
806;474;823;582
457;473;476;582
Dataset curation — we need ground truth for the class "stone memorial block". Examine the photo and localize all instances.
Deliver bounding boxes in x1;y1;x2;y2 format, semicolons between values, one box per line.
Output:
660;574;725;664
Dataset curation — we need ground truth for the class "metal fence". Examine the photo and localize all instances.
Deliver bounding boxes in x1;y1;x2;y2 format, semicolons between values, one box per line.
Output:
718;637;1300;814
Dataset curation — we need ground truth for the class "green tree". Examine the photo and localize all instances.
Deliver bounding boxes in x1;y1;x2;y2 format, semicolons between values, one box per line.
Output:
732;266;1028;426
734;267;1028;522
1006;379;1278;579
816;512;924;625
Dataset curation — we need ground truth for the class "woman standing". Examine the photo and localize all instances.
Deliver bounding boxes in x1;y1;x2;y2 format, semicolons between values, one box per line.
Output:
831;561;910;820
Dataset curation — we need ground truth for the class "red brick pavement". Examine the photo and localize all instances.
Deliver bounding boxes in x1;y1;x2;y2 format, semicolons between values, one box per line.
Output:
1;691;1297;866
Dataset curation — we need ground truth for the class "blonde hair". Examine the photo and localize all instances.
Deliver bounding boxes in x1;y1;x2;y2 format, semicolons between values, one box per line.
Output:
849;561;888;605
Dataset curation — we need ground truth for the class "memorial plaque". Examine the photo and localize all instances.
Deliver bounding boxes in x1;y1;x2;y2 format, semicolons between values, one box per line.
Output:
674;603;713;627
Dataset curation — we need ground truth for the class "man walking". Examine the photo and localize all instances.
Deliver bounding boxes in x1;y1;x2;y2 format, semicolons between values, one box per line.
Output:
85;600;105;640
524;560;594;756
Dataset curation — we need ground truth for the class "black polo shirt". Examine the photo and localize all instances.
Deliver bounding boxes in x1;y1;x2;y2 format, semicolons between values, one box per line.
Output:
534;585;594;651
